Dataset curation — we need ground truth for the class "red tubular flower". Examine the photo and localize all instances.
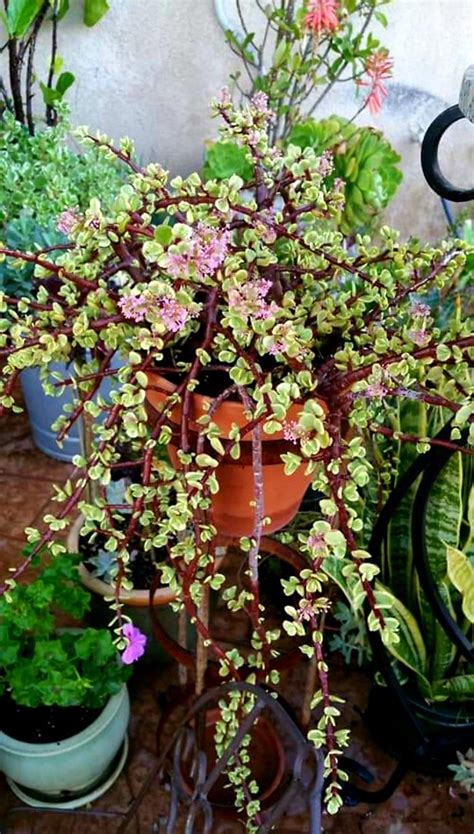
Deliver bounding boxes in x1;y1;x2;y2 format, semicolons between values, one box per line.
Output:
361;50;394;115
304;0;340;35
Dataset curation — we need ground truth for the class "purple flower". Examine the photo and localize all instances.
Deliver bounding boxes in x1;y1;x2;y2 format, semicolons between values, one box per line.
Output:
121;623;147;664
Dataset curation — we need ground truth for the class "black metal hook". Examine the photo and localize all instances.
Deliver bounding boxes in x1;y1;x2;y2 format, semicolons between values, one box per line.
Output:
421;104;474;202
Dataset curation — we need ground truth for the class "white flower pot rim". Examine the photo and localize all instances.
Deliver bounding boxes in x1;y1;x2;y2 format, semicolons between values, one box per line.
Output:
0;685;128;758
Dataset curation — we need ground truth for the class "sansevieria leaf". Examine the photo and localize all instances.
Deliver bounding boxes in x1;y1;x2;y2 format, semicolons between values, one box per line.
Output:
424;452;463;583
431;675;474;702
447;545;474;623
375;583;428;682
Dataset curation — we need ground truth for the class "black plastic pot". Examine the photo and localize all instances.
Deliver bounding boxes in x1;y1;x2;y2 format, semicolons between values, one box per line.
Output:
366;684;474;776
366;423;474;776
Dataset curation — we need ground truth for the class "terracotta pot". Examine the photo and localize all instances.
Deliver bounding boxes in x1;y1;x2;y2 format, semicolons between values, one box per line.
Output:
146;371;318;537
180;708;286;814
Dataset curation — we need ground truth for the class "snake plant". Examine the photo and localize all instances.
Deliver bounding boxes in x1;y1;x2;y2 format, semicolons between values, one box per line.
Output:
376;402;474;705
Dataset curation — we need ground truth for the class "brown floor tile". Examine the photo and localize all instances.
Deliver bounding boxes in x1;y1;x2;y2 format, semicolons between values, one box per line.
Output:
0;477;55;539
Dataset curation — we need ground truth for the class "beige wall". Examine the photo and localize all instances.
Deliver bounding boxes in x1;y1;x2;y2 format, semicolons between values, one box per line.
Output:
4;0;474;239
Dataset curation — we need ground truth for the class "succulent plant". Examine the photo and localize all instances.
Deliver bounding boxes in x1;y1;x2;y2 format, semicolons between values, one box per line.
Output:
288;116;402;235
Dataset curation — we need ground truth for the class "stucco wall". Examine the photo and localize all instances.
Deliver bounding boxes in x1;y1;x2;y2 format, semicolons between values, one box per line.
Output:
4;0;474;239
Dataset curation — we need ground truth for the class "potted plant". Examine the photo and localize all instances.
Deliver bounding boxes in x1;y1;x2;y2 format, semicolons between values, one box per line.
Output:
206;0;402;236
0;550;133;808
363;405;474;773
0;94;472;821
0;0;124;461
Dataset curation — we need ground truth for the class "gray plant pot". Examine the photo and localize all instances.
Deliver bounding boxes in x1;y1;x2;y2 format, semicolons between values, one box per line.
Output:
20;360;120;463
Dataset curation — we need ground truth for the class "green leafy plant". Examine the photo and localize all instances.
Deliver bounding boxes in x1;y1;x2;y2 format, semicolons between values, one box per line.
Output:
0;94;472;818
0;551;130;709
224;0;394;142
0;110;124;296
0;0;112;133
370;403;474;706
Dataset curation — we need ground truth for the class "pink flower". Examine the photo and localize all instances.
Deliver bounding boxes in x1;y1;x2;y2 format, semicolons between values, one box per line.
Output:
304;0;339;35
317;150;334;178
359;50;393;115
409;296;431;318
166;225;230;280
218;87;232;107
307;532;328;557
408;328;430;347
228;278;278;321
119;294;148;322
121;623;147;664
159;297;193;332
166;251;190;279
195;224;231;275
57;209;79;236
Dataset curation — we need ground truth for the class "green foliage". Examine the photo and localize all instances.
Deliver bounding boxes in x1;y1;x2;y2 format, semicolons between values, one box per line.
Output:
1;0;112;120
377;407;474;705
202;141;253;183
288;117;402;234
0;111;124;296
0;552;130;709
0;96;472;815
224;0;394;143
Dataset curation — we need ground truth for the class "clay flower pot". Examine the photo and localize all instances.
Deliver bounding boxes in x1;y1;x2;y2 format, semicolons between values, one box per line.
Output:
146;371;316;537
181;708;285;815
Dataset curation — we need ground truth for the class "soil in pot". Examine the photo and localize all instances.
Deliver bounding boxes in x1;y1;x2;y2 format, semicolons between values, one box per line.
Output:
0;693;101;744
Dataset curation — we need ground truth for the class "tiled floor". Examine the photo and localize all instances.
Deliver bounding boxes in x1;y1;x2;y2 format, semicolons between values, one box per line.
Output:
0;397;472;832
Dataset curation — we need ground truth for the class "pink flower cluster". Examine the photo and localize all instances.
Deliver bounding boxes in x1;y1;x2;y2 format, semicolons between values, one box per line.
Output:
317;150;334;178
283;420;309;445
56;209;79;236
167;224;231;280
228;278;278;320
304;0;339;35
119;292;195;333
360;50;393;116
119;294;149;322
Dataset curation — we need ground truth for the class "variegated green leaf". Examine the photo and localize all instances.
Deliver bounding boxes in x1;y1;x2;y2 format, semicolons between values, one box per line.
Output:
385;401;426;605
447;544;474;624
424;452;463;582
431;675;474;702
375;583;428;681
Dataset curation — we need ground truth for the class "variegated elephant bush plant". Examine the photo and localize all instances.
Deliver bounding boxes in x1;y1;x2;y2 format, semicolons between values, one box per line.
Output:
0;94;472;821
